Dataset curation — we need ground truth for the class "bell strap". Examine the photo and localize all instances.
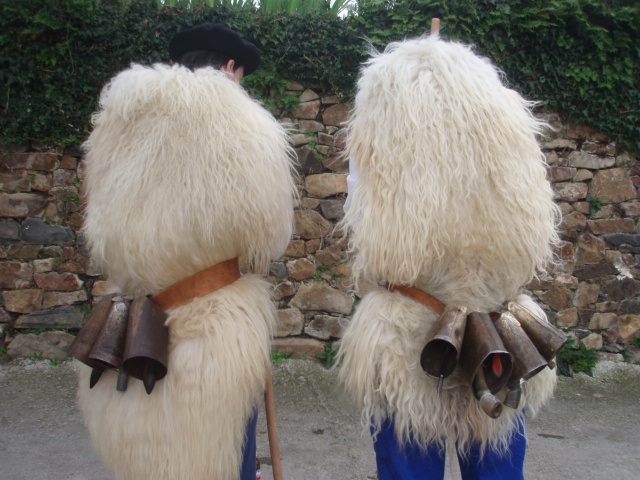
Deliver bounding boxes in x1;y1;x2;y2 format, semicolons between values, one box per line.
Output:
388;284;446;315
152;257;241;311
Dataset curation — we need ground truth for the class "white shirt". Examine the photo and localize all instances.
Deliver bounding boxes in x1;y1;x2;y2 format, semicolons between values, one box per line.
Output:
344;157;359;213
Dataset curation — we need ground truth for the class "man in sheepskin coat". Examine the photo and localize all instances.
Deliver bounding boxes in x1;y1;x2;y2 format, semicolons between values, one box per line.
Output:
338;36;561;479
75;24;296;480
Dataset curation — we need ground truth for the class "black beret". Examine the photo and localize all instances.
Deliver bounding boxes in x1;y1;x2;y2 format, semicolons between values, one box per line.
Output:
169;23;260;75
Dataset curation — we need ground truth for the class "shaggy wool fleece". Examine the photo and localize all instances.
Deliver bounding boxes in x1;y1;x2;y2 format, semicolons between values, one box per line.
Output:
83;63;296;296
78;276;275;480
79;64;296;479
338;290;556;457
338;36;560;457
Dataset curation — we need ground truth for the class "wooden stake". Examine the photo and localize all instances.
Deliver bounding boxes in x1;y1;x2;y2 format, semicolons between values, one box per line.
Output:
264;369;284;480
431;17;441;37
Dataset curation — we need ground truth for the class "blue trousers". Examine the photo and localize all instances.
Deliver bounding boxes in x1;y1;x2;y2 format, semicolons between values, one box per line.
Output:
373;418;527;480
240;410;258;480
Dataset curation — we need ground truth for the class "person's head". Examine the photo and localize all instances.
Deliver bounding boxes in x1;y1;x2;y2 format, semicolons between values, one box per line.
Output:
175;49;245;82
169;23;259;83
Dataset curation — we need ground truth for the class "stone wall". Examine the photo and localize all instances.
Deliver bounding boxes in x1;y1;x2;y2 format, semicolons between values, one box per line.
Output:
529;113;640;361
1;84;639;363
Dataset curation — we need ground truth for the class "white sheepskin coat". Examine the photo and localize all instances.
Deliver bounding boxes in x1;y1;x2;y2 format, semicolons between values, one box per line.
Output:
78;63;296;479
337;37;561;457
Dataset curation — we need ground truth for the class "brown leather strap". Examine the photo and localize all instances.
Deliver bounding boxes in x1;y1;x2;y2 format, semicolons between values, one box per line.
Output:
152;257;241;311
388;284;445;315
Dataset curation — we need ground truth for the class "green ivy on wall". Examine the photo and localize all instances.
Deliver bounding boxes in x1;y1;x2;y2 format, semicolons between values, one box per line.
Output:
353;0;639;151
241;63;299;114
1;0;638;151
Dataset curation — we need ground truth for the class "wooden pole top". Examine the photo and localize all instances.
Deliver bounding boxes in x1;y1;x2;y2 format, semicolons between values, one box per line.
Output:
431;17;441;37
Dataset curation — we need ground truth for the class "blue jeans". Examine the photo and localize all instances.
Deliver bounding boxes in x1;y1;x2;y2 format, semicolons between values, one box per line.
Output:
373;417;527;480
240;410;258;480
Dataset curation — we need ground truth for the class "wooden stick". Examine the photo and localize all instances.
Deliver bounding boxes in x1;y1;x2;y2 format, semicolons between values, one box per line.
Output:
431;17;441;37
264;369;284;480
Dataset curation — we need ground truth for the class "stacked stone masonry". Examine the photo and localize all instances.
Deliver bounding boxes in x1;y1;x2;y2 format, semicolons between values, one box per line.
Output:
1;88;639;363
